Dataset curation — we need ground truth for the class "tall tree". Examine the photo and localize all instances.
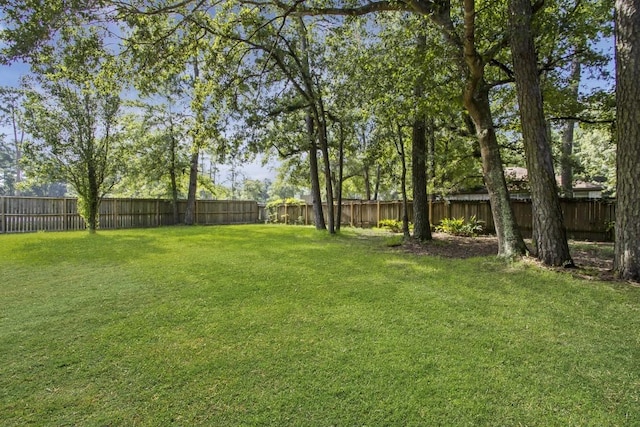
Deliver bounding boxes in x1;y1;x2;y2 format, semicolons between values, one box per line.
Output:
412;30;432;241
21;30;125;233
0;87;25;195
559;54;582;197
509;0;573;266
614;0;640;280
117;100;191;223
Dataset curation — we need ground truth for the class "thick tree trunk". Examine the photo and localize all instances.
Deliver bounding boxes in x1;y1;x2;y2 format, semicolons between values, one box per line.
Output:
510;0;573;266
412;31;432;241
462;0;526;258
412;116;432;240
184;149;198;225
307;112;326;230
464;83;527;257
560;55;581;198
614;0;640;280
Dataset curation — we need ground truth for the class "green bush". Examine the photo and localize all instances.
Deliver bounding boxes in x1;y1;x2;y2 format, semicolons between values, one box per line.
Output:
377;219;404;233
435;215;484;237
265;198;306;224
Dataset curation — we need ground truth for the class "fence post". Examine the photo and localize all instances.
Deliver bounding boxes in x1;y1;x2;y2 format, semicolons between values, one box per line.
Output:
284;203;288;224
0;196;5;234
350;202;354;227
112;198;118;229
63;198;69;231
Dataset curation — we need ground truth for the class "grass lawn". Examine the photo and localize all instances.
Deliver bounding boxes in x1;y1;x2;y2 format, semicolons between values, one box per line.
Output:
1;225;639;426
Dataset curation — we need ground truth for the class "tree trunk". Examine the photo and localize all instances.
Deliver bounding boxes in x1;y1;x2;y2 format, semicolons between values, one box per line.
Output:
411;32;432;241
462;0;527;258
364;164;372;200
560;55;581;198
464;83;527;257
86;162;99;234
374;164;381;201
614;0;640;280
509;0;573;266
11;102;23;196
169;165;179;225
169;128;180;225
426;118;436;190
318;117;335;234
396;124;411;238
560;119;576;198
307;112;326;230
335;122;344;231
184;149;198;225
412;117;432;240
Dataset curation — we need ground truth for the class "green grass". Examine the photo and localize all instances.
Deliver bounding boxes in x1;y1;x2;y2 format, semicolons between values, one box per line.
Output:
1;225;639;426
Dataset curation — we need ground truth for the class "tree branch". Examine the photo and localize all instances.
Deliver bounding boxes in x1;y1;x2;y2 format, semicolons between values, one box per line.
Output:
547;116;614;125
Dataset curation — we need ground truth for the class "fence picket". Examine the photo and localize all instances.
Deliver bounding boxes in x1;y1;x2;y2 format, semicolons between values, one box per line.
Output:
0;196;615;241
0;197;260;234
270;199;615;242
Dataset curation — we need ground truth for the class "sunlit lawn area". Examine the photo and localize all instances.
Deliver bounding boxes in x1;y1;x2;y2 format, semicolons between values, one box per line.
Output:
1;225;639;425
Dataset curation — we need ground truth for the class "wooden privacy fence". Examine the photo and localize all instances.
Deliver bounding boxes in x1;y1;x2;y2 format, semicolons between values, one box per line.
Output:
0;197;260;234
272;199;616;241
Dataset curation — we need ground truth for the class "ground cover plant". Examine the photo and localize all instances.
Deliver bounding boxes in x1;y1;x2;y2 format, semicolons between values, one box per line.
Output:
1;225;639;425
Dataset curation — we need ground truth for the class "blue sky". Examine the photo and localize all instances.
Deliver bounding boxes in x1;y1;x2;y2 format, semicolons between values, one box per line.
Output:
0;62;27;87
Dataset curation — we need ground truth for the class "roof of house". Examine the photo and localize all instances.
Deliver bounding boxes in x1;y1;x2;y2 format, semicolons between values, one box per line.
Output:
503;166;603;191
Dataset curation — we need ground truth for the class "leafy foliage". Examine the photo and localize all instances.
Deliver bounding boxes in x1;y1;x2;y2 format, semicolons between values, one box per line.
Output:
377;219;406;233
436;215;484;237
265;197;306;224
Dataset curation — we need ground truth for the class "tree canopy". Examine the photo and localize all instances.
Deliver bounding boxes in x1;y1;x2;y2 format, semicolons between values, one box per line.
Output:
0;0;625;265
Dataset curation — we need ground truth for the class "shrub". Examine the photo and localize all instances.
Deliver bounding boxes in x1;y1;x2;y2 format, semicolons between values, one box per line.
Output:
265;198;306;224
436;215;484;237
377;219;404;233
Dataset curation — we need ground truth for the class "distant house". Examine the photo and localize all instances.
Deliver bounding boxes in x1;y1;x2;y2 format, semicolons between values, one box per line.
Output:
443;166;603;201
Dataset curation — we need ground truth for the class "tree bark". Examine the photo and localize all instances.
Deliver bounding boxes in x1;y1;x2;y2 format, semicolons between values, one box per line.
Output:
86;160;99;234
374;164;381;201
614;0;640;280
412;117;432;240
560;55;581;198
168;122;180;225
307;112;326;230
509;0;573;266
318;116;336;233
364;164;372;200
396;124;411;238
464;82;527;257
412;32;433;241
335;122;345;231
184;149;198;225
462;0;527;258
